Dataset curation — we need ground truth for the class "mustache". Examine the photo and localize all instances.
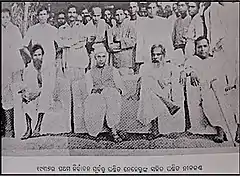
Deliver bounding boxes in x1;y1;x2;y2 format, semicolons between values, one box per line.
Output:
152;59;160;63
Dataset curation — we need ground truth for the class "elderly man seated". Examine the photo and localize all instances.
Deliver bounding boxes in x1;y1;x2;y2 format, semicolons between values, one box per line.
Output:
130;43;181;138
84;44;128;142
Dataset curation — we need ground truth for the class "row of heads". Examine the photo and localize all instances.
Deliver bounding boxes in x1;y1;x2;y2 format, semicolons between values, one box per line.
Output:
29;35;210;68
1;2;211;27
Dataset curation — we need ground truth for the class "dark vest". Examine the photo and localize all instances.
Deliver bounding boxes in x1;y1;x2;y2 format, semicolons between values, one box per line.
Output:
90;65;116;89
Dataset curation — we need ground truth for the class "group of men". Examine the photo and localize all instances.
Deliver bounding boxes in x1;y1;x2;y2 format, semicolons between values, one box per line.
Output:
1;2;239;144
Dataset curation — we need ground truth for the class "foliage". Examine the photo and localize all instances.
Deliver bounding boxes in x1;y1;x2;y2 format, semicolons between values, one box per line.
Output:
10;2;24;36
9;2;41;37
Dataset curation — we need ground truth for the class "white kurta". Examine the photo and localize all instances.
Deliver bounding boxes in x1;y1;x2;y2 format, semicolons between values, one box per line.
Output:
23;23;59;113
138;62;185;133
129;15;146;63
185;54;233;138
137;16;174;64
84;66;126;136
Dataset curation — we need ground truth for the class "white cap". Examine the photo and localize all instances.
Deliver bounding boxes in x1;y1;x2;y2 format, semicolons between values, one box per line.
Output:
93;43;107;54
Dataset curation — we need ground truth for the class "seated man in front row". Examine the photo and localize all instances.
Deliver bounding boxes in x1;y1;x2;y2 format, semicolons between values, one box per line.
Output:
181;36;237;143
84;43;128;142
19;44;45;140
130;43;181;138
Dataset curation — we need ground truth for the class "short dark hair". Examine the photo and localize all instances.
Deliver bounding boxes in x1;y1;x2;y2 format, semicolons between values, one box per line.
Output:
37;5;49;16
195;36;210;47
194;36;210;55
1;8;11;16
151;44;166;57
67;4;77;12
31;44;45;57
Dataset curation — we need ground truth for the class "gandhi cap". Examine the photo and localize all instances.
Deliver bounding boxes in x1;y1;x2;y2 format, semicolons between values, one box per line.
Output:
93;43;107;54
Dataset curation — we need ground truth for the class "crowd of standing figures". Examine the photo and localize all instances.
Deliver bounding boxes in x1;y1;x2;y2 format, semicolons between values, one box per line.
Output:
1;2;239;145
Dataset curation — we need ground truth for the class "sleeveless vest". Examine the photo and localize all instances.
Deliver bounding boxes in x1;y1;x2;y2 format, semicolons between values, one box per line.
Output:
91;66;116;89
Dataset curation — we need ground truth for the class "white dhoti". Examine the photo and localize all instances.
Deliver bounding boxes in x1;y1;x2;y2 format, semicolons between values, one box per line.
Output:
138;79;180;134
84;87;121;136
224;71;239;137
170;65;185;132
187;81;231;137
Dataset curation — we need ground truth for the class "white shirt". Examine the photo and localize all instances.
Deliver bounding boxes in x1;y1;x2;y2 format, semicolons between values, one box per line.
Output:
138;16;173;64
58;22;89;68
23;23;59;69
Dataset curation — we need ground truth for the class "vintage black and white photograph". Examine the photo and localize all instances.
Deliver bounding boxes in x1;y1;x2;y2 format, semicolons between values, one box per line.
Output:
1;1;239;156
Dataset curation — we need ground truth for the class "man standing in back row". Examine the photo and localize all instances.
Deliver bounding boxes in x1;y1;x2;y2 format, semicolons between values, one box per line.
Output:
128;2;146;74
85;7;108;69
58;4;89;133
1;8;24;138
108;8;136;76
171;2;191;65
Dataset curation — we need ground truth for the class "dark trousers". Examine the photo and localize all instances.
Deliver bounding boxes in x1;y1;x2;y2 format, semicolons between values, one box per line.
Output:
1;107;15;138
